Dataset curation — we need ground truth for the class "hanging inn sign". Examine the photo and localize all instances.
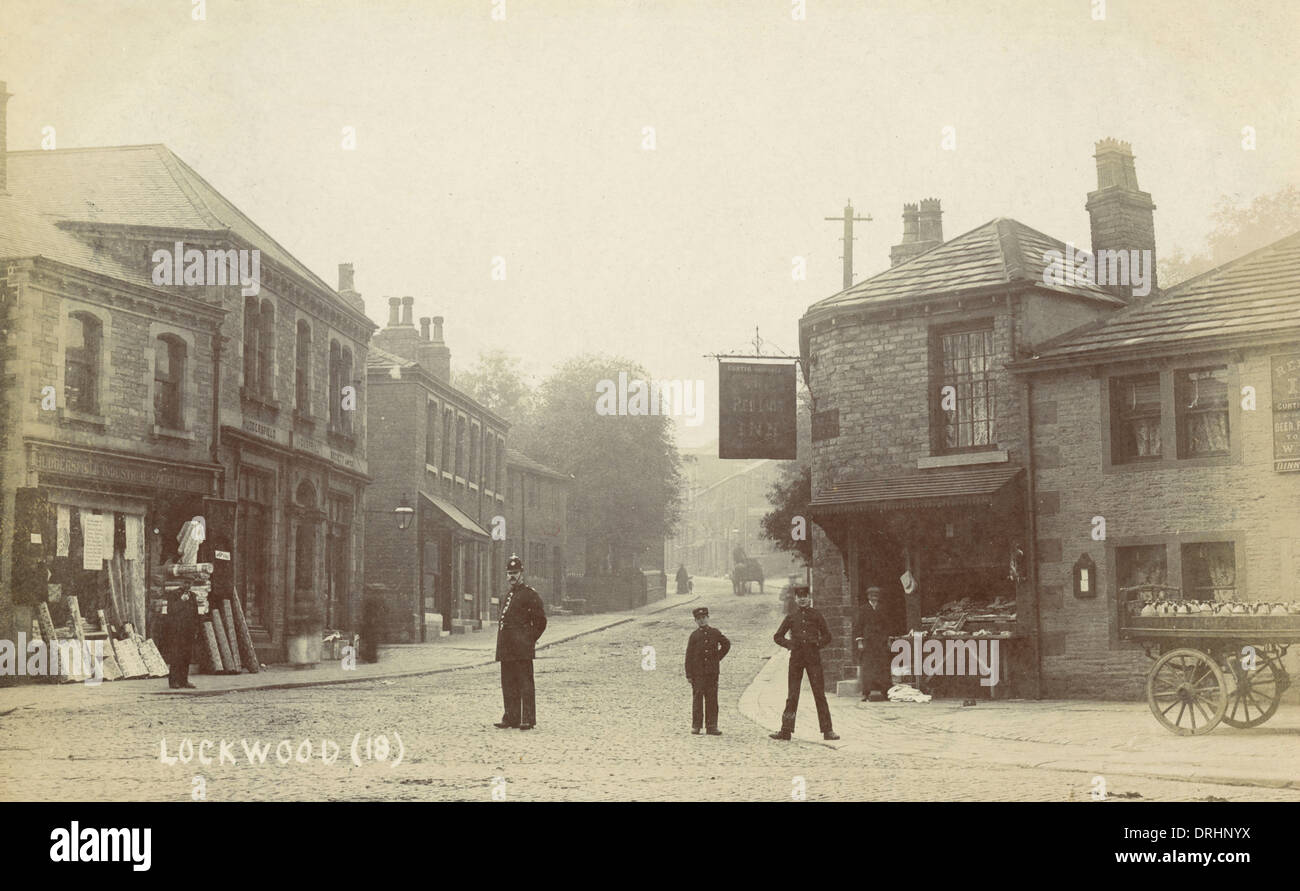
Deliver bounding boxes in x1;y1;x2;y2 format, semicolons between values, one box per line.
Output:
718;362;797;460
1273;353;1300;473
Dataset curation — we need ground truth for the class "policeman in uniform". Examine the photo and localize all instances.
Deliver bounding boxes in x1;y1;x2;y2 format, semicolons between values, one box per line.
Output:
770;584;839;740
684;606;730;735
494;554;547;730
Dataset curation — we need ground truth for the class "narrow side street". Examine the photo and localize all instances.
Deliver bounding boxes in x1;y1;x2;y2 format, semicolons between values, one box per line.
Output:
1;578;1297;802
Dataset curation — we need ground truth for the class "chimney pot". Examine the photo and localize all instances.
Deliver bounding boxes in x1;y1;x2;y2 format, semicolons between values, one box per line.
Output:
1086;138;1157;299
386;297;400;327
917;198;943;243
901;203;919;243
338;263;355;293
400;296;414;326
420;317;431;341
432;316;445;342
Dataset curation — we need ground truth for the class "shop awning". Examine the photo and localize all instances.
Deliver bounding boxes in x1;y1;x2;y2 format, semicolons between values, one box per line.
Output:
809;466;1023;515
420;493;491;541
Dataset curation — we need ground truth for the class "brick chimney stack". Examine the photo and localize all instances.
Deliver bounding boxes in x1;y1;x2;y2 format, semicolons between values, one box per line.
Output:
0;81;10;195
890;200;943;267
1086;139;1157;298
337;262;364;313
417;314;451;383
386;296;400;327
917;198;943;243
400;296;414;326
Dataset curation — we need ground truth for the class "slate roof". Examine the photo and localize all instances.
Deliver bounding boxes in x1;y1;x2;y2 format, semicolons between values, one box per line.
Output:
506;447;570;481
809;466;1023;514
804;218;1125;320
1;144;337;297
365;344;418;370
1023;229;1300;366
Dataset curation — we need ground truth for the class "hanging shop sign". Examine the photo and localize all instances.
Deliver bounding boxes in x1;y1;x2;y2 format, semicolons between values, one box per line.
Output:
718;362;797;460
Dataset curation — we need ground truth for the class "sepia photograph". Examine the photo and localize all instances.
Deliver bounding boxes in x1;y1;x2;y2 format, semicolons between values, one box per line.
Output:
1;0;1297;870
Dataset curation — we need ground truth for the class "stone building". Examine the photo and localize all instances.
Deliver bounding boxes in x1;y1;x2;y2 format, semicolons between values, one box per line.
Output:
504;447;570;605
0;87;375;663
1013;230;1300;699
364;303;507;640
799;141;1156;695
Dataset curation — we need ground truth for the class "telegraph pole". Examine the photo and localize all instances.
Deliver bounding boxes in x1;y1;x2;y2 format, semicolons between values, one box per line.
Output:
825;200;871;291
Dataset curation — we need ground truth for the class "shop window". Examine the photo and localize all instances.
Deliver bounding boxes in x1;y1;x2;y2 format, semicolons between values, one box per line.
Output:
236;469;273;628
1176;367;1230;458
1116;543;1167;617
295;320;312;413
1181;541;1236;600
935;325;996;452
65;312;101;414
1110;373;1161;463
154;335;186;430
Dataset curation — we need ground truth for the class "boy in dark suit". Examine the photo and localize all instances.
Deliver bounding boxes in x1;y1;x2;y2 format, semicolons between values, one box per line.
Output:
684;606;730;735
770;585;840;741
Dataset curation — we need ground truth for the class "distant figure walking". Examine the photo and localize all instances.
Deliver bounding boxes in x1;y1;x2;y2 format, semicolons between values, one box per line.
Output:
676;564;691;595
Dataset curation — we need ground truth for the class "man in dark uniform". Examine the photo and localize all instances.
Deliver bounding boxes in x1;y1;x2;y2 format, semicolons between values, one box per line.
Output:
684;606;730;735
770;584;839;741
494;554;547;730
675;564;690;595
854;585;892;701
156;555;197;689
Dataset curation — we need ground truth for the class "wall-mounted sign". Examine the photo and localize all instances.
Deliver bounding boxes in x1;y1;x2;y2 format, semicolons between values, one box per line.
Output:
1273;354;1300;472
718;362;797;459
812;408;840;443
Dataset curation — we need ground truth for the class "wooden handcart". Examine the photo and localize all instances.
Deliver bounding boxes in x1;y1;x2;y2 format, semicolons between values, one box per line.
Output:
1121;585;1296;735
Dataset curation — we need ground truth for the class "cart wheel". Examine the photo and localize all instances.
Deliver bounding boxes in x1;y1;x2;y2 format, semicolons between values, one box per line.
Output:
1222;658;1287;729
1146;648;1227;736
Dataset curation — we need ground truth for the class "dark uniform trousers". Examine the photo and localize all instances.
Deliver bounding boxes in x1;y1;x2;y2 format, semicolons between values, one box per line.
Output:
166;597;198;686
500;660;537;727
782;647;834;733
691;676;719;730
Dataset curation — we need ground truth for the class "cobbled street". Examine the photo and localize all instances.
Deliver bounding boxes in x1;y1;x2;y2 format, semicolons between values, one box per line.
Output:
2;578;1298;802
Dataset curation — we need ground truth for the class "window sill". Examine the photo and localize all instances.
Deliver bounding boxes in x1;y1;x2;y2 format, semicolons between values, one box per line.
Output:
917;449;1008;469
152;425;195;442
241;387;280;412
327;431;356;452
425;463;439;475
59;407;107;429
1106;453;1236;473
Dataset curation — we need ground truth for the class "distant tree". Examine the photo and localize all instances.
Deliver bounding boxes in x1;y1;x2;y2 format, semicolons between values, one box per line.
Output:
512;354;684;574
454;350;536;424
1160;185;1300;287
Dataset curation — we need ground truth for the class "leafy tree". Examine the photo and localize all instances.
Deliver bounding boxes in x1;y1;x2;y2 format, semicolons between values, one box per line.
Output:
512;354;684;574
1160;185;1300;287
454;350;536;424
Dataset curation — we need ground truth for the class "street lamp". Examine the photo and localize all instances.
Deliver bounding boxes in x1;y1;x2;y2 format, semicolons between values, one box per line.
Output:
394;493;414;531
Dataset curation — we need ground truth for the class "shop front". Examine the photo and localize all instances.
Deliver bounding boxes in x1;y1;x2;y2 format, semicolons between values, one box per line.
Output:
10;440;223;656
810;465;1035;698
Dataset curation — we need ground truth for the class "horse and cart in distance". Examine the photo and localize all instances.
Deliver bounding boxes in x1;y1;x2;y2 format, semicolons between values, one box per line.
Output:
1120;583;1299;735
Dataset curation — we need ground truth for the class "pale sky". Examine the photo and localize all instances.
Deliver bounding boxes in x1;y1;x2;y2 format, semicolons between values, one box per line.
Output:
5;0;1297;448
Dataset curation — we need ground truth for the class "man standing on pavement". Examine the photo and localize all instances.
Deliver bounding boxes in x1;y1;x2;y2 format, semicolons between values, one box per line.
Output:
854;586;892;702
770;584;840;741
684;606;730;735
494;554;547;730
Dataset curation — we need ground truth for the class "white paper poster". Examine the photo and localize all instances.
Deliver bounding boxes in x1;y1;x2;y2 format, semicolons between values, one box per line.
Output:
124;514;142;561
81;512;106;571
56;505;71;557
